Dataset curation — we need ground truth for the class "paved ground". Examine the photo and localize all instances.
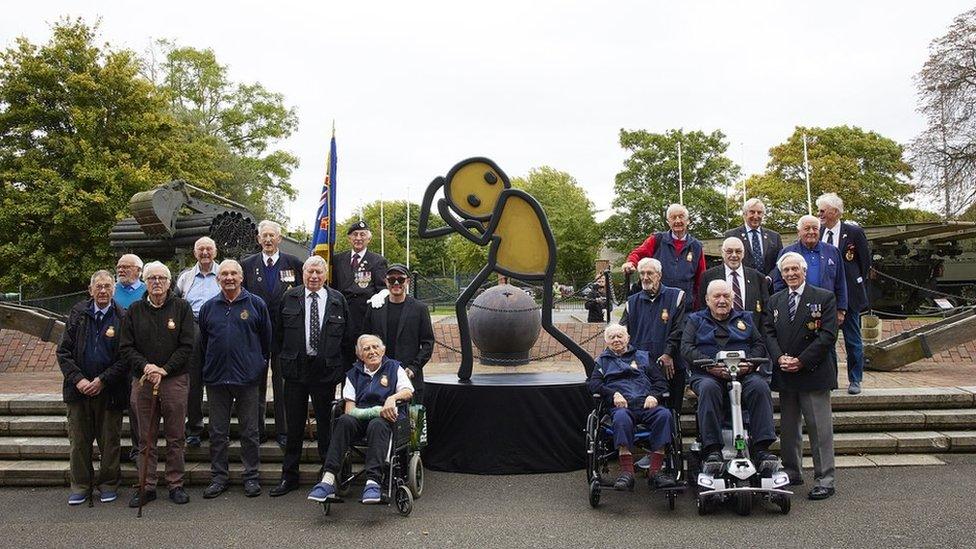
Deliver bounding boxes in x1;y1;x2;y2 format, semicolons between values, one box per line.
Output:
1;454;973;548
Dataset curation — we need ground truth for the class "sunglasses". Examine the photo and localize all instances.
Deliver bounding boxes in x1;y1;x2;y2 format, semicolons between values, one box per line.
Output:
386;276;408;285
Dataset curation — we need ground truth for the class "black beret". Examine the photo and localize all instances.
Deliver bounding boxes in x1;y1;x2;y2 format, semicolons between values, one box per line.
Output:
347;220;369;234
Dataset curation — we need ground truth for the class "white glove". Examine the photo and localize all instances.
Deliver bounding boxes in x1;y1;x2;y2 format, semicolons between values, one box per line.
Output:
369;289;390;309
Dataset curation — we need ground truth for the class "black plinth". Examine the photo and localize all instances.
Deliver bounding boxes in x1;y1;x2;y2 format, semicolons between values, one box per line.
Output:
422;372;590;474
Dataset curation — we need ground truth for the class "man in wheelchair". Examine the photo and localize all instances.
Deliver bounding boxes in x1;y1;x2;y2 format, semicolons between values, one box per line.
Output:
587;324;677;491
681;280;778;471
307;334;413;504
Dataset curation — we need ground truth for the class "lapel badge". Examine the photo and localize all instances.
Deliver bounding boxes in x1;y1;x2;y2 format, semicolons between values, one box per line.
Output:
257;276;263;282
773;309;779;322
380;374;389;387
845;247;855;262
756;300;762;313
686;251;693;262
105;326;115;338
661;308;669;321
630;360;639;370
167;318;176;330
736;319;747;331
240;309;249;320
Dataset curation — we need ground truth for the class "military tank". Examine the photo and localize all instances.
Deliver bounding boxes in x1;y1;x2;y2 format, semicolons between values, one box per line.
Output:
109;180;307;260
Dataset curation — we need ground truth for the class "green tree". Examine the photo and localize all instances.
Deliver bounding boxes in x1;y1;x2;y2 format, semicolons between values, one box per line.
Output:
144;41;299;220
605;129;740;255
0;19;214;294
512;166;600;285
745;126;915;233
334;201;450;275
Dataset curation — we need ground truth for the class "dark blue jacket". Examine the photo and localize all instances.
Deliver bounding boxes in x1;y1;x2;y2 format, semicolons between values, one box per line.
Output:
772;241;848;312
587;347;669;408
654;231;703;308
680;309;767;379
348;356;401;408
198;289;272;386
622;285;686;367
57;299;128;408
822;221;871;313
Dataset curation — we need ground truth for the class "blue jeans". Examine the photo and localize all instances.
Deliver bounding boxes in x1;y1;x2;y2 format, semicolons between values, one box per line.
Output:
842;311;864;384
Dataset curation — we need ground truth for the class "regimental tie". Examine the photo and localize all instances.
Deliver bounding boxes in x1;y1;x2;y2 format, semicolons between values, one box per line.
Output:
267;257;274;268
789;291;799;322
731;271;744;311
95;311;103;324
750;229;763;269
351;253;360;271
826;230;834;247
309;292;320;354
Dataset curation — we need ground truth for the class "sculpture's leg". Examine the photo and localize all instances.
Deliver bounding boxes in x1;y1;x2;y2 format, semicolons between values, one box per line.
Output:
456;266;492;382
540;272;595;377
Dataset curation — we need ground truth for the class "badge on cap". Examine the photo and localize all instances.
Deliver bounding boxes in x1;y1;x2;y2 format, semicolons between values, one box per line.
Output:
736;320;747;331
167;318;176;330
105;326;115;338
348;220;369;234
240;310;249;320
380;375;389;387
661;308;669;321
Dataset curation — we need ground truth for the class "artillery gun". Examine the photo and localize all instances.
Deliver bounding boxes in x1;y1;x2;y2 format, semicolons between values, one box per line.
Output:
108;180;307;260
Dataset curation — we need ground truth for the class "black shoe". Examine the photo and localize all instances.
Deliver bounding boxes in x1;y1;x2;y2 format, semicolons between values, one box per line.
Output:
789;477;805;486
269;480;298;497
808;486;834;500
203;482;227;499
128;448;139;462
244;480;262;498
613;473;635;491
169;487;190;504
275;434;288;449
186;435;202;448
128;490;156;508
651;471;677;489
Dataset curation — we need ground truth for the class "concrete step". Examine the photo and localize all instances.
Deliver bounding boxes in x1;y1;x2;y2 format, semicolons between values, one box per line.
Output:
679;431;976;454
0;437;325;463
0;394;284;416
0;416;293;438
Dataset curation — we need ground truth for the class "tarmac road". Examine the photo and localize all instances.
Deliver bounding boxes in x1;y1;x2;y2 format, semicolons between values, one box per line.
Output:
2;454;974;548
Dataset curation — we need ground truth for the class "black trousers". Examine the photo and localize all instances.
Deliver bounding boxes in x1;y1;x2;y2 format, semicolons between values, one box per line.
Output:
185;321;206;437
280;379;336;484
324;415;392;484
669;367;687;412
257;355;287;439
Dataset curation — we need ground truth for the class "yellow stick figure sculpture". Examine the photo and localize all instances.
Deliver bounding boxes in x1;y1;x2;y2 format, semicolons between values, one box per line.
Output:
418;157;596;381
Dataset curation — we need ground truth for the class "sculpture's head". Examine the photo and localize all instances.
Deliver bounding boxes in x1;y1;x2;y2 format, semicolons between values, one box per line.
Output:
443;158;511;221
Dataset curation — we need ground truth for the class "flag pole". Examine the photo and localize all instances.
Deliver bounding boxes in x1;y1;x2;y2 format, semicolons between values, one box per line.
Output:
677;141;684;205
405;186;411;269
380;193;385;257
802;133;813;215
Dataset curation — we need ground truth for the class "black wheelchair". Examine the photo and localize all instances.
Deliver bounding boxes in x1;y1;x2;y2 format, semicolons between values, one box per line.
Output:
320;400;426;517
585;391;686;510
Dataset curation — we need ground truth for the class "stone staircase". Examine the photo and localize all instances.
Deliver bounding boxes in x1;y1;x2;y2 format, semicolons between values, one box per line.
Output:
2;387;976;486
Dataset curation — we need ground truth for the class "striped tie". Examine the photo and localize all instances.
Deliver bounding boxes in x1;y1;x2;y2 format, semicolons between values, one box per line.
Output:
788;291;798;322
750;229;763;270
731;271;743;311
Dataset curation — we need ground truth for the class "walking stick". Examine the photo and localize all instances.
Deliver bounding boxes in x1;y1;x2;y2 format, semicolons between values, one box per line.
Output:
137;377;160;518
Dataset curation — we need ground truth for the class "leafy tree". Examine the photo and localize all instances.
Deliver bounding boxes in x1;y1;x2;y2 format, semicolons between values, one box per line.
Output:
334;201;450;275
144;41;299;220
0;19;212;294
909;7;976;218
605;129;740;255
512;166;600;285
745;126;915;233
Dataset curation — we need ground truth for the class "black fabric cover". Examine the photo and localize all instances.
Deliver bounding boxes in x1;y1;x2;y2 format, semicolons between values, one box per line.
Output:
422;373;590;474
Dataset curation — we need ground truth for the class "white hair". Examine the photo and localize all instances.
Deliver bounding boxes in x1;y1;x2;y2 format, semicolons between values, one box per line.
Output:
217;259;243;275
706;279;731;297
797;214;820;231
666;203;688;219
742;198;766;213
356;333;385;353
722;237;744;251
777;251;808;272
816;192;844;215
117;253;143;270
90;270;114;286
194;236;216;250
603;323;628;341
303;255;327;271
143;261;172;280
257;220;282;235
636;257;662;273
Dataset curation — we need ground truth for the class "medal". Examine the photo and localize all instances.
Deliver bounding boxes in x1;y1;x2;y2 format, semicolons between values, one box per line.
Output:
845;247;855;262
240;310;249;320
380;375;389;387
736;320;746;331
661;308;669;321
167;318;176;330
686;251;693;262
105;326;115;338
807;321;818;331
257;276;263;282
281;270;295;282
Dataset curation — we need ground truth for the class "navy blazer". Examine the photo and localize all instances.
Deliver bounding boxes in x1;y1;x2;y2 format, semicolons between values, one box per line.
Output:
725;225;783;276
764;284;839;392
241;251;305;313
821;221;871;313
771;241;848;312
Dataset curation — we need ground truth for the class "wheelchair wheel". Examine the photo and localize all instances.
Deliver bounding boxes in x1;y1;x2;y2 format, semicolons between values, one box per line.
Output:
773;494;791;515
696;494;712;516
667;490;677;511
336;453;353;497
735;492;752;516
588;480;601;508
407;453;424;499
321;501;331;516
394;485;413;516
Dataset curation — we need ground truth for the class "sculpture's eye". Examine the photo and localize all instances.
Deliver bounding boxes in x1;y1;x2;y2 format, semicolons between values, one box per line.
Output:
467;194;481;208
484;171;498;185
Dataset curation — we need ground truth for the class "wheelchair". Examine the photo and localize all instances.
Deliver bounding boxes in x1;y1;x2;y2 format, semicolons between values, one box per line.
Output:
687;351;791;516
320;401;426;517
585;390;686;510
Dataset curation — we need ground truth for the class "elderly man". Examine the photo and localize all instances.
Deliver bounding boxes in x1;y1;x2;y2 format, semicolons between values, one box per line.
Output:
765;252;838;500
698;237;769;314
621;203;706;307
587;324;675;490
114;254;146;309
198;260;272;499
363;264;434;402
817;193;871;395
772;215;847;317
120;261;195;507
583;276;608;323
725;198;783;275
308;334;413;504
270;255;354;497
620;258;687;412
331;220;388;340
57;270;128;505
681;280;777;469
242;220;305;446
176;236;222;447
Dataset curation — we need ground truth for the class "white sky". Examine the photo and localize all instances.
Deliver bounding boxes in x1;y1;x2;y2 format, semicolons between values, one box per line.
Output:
3;1;970;228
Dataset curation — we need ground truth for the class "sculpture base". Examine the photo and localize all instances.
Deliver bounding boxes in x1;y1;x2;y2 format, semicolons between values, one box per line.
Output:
422;373;590;474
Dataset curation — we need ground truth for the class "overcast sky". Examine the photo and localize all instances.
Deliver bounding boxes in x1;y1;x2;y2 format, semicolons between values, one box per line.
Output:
3;1;971;228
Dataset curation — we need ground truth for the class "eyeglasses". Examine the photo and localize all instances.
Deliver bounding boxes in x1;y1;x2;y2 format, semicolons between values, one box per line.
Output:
116;265;138;270
386;276;407;285
146;276;169;283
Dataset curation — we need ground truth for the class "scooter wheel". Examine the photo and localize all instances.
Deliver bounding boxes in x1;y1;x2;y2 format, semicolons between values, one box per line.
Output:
667;490;676;511
735;492;752;516
696;495;711;516
588;480;601;508
774;494;791;515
